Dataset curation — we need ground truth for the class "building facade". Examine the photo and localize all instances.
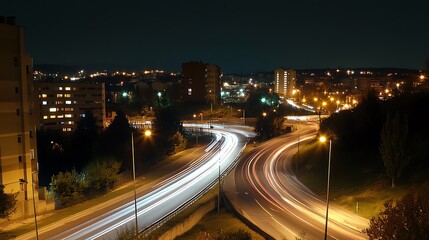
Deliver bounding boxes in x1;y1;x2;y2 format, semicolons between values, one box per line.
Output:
35;81;106;132
274;68;296;98
0;17;43;219
181;61;221;106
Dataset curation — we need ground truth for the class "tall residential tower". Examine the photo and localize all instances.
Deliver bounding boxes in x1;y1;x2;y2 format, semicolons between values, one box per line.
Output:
0;17;41;219
274;68;296;98
181;61;221;106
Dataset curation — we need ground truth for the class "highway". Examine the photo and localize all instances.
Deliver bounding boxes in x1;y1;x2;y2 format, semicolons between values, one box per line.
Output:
16;125;253;240
224;121;369;240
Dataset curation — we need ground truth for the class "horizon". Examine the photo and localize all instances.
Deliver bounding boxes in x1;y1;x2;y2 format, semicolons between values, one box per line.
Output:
33;63;424;75
3;0;429;73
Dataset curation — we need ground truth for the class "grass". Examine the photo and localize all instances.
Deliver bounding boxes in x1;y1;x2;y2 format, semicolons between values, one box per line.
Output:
146;185;264;240
176;208;264;240
296;139;422;219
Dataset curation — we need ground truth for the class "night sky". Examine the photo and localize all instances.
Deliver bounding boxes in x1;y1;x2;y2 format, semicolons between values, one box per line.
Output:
3;0;429;73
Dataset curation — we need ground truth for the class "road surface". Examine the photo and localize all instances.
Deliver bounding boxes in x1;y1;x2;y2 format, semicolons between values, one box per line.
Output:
224;121;369;240
16;125;253;240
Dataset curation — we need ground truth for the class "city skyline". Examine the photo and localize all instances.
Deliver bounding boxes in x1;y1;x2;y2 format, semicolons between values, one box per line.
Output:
3;0;429;73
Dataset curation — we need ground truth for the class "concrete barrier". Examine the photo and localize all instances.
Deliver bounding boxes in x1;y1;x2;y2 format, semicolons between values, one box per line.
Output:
156;198;215;240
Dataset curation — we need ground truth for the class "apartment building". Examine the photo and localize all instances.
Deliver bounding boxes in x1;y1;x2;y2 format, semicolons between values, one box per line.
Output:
35;81;106;132
0;17;46;219
274;68;297;98
181;61;221;106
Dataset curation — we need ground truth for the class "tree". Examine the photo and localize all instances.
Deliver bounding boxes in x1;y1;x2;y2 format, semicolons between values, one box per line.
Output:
154;106;183;136
254;111;284;140
50;169;85;207
99;111;132;165
154;106;184;155
0;185;18;219
70;110;99;170
82;158;121;192
169;131;187;154
245;87;279;117
365;185;429;239
379;113;409;188
105;111;131;144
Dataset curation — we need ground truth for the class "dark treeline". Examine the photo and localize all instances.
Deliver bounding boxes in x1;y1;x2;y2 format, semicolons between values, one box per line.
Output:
319;91;429;185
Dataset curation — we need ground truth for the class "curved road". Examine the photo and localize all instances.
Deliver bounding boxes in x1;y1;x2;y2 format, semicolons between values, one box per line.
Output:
224;122;368;240
16;125;252;240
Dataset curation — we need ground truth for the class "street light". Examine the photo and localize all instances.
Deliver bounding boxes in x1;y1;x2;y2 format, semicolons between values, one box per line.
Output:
131;132;138;235
193;114;198;145
131;130;151;235
218;141;222;215
157;92;162;107
238;109;245;125
319;135;332;240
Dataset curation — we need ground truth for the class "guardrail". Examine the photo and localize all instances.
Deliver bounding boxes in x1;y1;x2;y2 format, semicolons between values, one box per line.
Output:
140;135;245;237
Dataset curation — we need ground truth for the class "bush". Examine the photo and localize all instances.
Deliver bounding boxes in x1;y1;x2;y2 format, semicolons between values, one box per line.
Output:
170;131;188;154
365;184;429;239
196;229;251;240
0;185;18;219
50;169;85;207
82;158;121;192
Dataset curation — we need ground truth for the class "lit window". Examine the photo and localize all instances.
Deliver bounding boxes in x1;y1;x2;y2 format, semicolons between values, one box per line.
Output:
56;101;63;104
188;88;192;96
43;115;48;119
67;128;72;131
64;94;71;98
65;87;71;91
49;108;56;112
68;121;74;125
65;114;72;118
65;100;72;105
42;101;47;105
57;115;64;118
56;94;63;98
59;87;63;90
42;94;47;98
62;128;67;132
50;115;56;119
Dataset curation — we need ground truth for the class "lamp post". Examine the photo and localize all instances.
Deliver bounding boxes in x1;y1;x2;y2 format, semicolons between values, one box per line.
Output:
157;92;162;107
131;132;138;235
243;109;245;125
30;174;39;240
238;109;246;125
319;136;332;240
193;114;198;145
218;141;221;215
296;133;300;175
131;130;152;235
